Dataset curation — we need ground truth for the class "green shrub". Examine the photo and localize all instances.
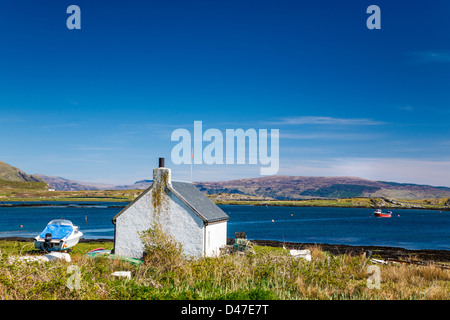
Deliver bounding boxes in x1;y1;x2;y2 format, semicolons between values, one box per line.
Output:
139;222;185;274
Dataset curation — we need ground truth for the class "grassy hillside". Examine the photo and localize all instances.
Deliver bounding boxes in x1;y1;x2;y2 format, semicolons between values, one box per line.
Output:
208;194;450;211
0;179;49;200
0;179;140;202
1;180;449;210
0;159;448;208
0;160;140;202
0;161;43;182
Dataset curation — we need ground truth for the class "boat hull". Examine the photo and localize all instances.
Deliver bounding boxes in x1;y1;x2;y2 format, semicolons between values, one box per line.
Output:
34;233;82;251
34;219;83;251
374;212;392;218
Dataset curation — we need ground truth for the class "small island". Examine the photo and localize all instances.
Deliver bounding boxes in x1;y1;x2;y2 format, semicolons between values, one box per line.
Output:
208;193;450;211
1;178;449;211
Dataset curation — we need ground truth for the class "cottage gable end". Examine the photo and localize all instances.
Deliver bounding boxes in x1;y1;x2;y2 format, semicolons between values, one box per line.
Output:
113;158;229;258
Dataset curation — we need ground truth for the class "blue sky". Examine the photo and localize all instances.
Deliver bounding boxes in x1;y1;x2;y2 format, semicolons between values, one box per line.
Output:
0;0;449;186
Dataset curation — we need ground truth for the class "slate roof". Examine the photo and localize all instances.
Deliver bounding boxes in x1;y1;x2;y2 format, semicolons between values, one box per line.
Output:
112;180;229;224
168;181;229;223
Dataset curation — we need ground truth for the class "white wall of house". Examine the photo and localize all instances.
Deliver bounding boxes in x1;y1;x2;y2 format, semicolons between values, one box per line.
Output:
114;166;228;259
114;189;153;259
115;189;207;259
164;192;205;257
204;221;227;257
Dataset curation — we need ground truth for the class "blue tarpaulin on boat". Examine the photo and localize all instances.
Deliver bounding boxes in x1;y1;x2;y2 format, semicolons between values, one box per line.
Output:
39;224;73;240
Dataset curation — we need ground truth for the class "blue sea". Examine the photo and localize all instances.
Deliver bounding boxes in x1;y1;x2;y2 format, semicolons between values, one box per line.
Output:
0;202;449;250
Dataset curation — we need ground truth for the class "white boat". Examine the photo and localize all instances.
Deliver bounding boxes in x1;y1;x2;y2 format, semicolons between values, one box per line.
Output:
34;219;83;251
289;249;312;261
283;245;312;261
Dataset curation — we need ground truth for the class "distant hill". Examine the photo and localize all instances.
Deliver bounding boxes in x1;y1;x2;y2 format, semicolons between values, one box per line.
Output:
0;161;44;183
2;160;450;200
35;174;115;191
0;160;116;191
113;180;153;190
35;175;151;191
194;175;450;200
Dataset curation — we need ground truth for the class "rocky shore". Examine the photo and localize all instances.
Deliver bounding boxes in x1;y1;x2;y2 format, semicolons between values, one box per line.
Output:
2;236;449;263
228;238;450;263
250;239;450;263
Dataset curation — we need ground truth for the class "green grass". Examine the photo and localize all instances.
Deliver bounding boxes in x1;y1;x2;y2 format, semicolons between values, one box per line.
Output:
0;184;139;202
0;240;113;256
0;178;140;202
0;240;448;300
0;179;48;190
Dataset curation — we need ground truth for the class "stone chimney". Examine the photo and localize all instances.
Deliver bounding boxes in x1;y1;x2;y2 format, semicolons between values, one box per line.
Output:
153;157;171;187
151;158;171;218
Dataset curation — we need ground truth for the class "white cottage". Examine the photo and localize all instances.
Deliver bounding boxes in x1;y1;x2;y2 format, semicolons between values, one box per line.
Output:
112;158;229;259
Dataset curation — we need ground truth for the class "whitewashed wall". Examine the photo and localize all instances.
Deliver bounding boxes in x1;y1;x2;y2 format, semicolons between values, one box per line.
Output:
115;192;206;258
114;189;153;259
164;191;205;257
204;221;227;257
114;167;227;259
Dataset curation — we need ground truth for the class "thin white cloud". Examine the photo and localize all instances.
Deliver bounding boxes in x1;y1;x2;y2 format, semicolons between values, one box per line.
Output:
398;105;414;111
0;116;26;123
36;122;84;129
408;50;450;64
66;99;78;105
167;157;450;187
271;116;384;126
279;158;450;188
72;145;115;152
281;132;384;140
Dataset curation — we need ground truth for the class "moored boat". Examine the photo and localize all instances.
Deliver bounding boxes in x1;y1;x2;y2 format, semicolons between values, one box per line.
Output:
34;219;83;251
374;209;392;218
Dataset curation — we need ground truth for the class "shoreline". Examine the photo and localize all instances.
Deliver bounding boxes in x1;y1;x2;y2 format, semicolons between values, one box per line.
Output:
250;239;450;263
215;201;450;211
2;236;449;262
1;199;449;211
0;202;127;207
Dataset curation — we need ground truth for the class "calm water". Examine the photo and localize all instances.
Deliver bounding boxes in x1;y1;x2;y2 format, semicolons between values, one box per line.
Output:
224;205;450;250
0;202;449;250
0;202;120;240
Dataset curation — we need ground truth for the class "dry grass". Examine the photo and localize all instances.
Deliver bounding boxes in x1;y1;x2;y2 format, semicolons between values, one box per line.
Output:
381;263;449;299
0;240;448;300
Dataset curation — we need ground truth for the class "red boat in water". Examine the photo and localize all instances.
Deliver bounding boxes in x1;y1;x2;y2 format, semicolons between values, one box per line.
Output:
374;209;392;218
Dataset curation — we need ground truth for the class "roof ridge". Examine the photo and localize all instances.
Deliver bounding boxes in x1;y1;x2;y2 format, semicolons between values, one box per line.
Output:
167;184;209;222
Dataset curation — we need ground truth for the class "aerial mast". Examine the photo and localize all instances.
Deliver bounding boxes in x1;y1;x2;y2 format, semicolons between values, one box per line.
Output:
190;148;193;183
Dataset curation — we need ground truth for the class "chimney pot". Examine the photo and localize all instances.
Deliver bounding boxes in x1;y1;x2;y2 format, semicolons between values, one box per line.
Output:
159;157;165;168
